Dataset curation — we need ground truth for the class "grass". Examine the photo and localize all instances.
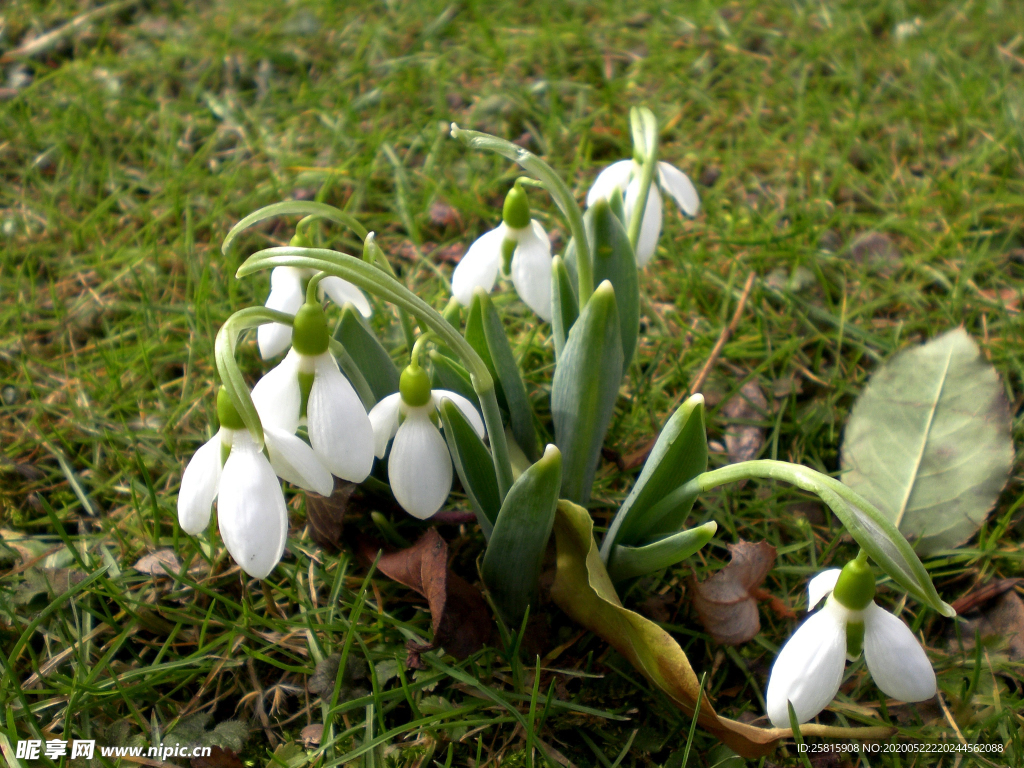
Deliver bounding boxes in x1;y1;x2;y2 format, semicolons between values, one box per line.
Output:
1;0;1023;765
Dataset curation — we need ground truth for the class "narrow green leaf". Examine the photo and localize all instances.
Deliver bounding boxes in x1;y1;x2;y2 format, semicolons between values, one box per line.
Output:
429;351;479;410
552;281;623;504
438;399;500;539
482;446;562;626
601;395;708;559
586;200;640;371
608;522;717;582
551;255;579;359
333;305;400;402
840;328;1013;555
466;290;540;462
221;201;368;255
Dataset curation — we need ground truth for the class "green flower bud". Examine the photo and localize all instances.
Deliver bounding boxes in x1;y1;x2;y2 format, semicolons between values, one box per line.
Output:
216;387;245;430
502;182;531;230
832;557;876;611
399;365;432;407
291;303;330;356
290;232;313;248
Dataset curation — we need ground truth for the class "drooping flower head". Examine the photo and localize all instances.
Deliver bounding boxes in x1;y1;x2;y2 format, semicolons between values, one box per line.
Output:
177;387;333;579
452;181;553;321
766;555;936;727
586;159;700;267
369;361;485;519
258;233;372;359
251;300;375;484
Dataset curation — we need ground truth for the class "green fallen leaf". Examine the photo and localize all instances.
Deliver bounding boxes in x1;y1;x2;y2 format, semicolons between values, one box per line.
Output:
550;500;896;758
841;328;1013;555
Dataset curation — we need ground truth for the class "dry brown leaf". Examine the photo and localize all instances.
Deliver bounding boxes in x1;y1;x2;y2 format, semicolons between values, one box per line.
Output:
959;590;1024;661
304;480;357;550
951;578;1021;615
133;549;181;576
361;529;491;661
723;381;767;464
691;541;776;645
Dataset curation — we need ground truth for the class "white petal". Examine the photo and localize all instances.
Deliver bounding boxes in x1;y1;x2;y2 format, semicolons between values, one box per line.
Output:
657;161;701;217
863;602;936;702
264;427;334;497
586;159;636;207
766;600;848;727
388;409;453;519
217;435;289;579
432;390;486;439
511;220;553;321
369;392;403;458
307;353;374;482
177;431;225;534
318;276;372;318
452;225;504;306
807;569;842;610
258;268;306;359
251;349;302;433
626;178;662;267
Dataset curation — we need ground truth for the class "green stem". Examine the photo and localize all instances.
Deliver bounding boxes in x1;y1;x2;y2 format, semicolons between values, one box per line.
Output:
626;108;658;257
214;307;298;450
696;459;955;617
364;233;417;353
237;246;515;500
450;124;594;305
410;332;435;368
306;271;328;305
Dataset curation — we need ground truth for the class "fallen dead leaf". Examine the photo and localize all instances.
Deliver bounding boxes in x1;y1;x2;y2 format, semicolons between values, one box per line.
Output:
133;549;181;576
361;529;491;662
723;381;767;464
958;590;1024;661
427;200;462;229
951;578;1021;615
691;541;776;645
304;480;357;550
847;231;901;273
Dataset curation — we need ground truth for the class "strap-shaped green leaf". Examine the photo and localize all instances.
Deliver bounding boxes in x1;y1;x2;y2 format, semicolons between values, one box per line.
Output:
438;399;500;539
333;305;399;403
552;281;623;504
221;200;368;255
601;395;708;560
608;522;717;582
428;350;479;410
482;445;562;626
586;200;640;371
551;255;579;359
465;290;540;462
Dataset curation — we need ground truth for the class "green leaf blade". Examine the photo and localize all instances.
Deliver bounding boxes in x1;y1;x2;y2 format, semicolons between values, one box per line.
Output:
333;305;400;403
551;281;623;504
482;445;562;626
840;328;1014;556
608;522;717;582
586;200;640;371
438;398;501;538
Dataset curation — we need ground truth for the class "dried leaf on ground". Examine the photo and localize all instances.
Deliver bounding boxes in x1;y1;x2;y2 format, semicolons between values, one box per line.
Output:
847;231;901;272
958;590;1024;661
691;541;776;645
305;480;357;550
362;529;491;661
133;549;181;576
723;381;767;464
951;578;1021;615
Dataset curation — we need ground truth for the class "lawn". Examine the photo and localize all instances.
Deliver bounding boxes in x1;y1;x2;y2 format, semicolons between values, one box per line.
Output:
1;0;1023;766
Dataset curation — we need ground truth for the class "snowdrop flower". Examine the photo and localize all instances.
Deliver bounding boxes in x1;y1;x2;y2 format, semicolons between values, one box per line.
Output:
258;234;372;359
586;159;700;267
251;301;375;483
369;362;485;519
766;556;936;727
452;181;553;321
177;388;333;578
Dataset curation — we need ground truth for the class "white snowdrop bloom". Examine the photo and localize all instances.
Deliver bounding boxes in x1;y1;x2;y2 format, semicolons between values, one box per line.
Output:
177;388;334;579
586;159;700;267
251;303;375;484
258;261;372;360
368;364;485;520
451;182;553;321
766;559;936;727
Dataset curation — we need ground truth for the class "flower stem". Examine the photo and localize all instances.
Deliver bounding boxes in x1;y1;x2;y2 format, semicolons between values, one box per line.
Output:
626;107;659;256
306;271;328;305
450;124;595;305
237;246;516;500
363;233;417;353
